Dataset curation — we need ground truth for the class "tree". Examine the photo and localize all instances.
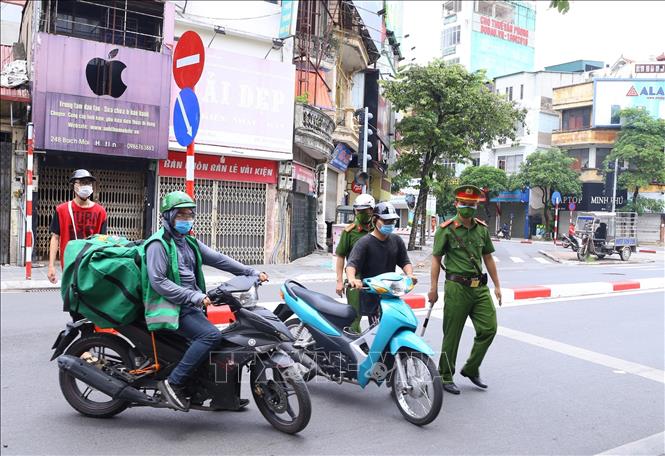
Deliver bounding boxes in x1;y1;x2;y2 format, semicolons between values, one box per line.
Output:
382;61;525;250
605;107;665;204
549;0;570;13
459;165;509;221
513;148;581;231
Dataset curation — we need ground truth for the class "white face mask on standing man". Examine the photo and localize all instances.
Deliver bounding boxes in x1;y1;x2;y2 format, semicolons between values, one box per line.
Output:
74;180;94;199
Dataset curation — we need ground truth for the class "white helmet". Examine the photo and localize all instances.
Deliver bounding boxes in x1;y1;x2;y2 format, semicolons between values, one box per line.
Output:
353;193;376;210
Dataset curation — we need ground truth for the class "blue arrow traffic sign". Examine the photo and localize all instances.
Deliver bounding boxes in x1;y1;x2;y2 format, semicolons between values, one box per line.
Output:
173;87;200;147
551;191;562;205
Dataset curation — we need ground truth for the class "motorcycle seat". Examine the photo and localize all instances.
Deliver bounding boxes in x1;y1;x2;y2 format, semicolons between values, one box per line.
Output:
284;280;356;321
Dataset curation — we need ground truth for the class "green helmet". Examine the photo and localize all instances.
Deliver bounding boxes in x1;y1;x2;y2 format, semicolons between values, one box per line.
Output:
160;191;196;213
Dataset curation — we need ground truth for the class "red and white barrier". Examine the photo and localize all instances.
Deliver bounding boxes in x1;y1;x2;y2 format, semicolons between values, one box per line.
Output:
25;123;34;280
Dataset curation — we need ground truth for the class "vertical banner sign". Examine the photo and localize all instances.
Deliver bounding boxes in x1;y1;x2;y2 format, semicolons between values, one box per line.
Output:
173;31;205;198
279;1;299;39
25;123;34;279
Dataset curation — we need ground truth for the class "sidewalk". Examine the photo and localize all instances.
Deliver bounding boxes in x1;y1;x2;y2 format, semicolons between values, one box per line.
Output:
0;241;435;292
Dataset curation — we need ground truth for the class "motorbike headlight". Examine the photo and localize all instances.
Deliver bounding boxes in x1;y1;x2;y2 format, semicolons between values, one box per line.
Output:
388;279;406;297
231;286;258;307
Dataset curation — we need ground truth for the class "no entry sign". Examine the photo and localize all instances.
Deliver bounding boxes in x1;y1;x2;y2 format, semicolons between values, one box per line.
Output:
173;31;205;89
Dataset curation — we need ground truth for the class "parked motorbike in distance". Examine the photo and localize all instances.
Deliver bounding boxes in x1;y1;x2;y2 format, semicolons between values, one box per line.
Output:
560;233;580;252
274;273;443;426
51;275;311;434
495;224;511;240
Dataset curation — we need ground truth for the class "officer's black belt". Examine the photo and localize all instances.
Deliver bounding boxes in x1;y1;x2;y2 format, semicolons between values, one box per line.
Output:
446;273;488;288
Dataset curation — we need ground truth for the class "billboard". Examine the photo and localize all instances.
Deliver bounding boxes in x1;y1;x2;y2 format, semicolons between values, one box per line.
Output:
32;33;171;159
171;47;296;156
593;79;665;127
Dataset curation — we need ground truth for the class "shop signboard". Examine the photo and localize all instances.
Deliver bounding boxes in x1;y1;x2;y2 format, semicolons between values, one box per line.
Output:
160;151;278;184
593;79;665;127
32;33;171;159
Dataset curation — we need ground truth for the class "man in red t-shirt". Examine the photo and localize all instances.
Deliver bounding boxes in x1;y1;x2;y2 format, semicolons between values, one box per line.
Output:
47;169;108;285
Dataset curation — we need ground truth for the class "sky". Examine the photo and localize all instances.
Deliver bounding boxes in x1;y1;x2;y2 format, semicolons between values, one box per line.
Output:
401;0;665;71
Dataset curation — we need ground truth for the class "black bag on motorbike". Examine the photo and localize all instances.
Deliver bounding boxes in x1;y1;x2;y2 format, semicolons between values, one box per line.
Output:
359;291;381;316
60;234;144;328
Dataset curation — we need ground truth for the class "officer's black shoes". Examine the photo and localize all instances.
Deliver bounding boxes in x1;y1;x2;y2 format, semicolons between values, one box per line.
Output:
442;382;461;395
461;371;488;389
158;379;190;412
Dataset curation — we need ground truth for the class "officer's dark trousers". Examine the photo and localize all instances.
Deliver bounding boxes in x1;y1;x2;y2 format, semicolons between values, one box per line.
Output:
168;305;223;386
439;280;497;383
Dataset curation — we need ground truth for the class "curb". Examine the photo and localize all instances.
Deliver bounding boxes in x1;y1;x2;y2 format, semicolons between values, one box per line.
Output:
538;250;563;264
501;277;664;303
639;249;658;253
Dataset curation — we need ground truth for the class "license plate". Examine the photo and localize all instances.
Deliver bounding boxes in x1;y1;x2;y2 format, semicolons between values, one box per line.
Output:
470;279;480;288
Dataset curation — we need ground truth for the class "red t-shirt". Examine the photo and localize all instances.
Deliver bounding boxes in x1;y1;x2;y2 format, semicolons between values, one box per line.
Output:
50;201;108;267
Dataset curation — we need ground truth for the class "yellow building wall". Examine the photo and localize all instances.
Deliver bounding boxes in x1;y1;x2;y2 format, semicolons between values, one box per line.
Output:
552;82;593;110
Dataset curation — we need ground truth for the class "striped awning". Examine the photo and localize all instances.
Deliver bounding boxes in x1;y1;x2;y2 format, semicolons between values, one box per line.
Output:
1;45;30;103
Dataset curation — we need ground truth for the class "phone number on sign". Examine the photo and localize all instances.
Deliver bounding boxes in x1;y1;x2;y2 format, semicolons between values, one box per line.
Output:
127;143;155;151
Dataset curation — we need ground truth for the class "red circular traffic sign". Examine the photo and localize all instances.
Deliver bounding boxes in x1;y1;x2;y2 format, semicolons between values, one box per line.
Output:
173;31;205;89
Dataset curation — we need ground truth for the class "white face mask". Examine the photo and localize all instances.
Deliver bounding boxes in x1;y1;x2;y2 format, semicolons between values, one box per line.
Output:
76;185;93;199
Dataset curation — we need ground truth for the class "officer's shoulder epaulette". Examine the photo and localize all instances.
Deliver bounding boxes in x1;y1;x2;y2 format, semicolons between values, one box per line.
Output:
474;218;488;227
439;219;454;229
344;223;357;233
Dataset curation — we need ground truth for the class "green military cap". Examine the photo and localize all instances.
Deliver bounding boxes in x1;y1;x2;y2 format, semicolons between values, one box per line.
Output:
454;185;483;203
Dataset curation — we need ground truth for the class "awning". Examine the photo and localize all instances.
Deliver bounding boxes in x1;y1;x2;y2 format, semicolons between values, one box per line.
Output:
295;69;333;109
0;45;30;103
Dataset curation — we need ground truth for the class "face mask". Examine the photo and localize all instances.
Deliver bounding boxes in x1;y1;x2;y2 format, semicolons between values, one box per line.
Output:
457;206;477;219
76;185;93;199
174;220;194;234
379;224;394;235
356;212;371;225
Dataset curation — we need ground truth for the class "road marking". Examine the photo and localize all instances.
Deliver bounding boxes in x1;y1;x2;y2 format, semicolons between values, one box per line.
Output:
176;54;200;68
534;257;551;264
595;431;665;455
492;325;665;384
510;257;525;263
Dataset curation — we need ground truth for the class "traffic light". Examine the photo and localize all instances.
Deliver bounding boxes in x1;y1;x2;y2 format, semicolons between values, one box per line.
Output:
355;107;373;166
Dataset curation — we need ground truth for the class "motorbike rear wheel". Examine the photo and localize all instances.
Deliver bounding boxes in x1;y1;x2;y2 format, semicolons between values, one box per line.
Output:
390;350;443;426
250;363;311;434
59;334;134;418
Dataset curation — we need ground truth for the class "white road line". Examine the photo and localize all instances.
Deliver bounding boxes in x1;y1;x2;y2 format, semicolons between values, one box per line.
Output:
491;325;665;384
176;54;200;68
595;431;665;455
510;257;525;263
534;257;551;264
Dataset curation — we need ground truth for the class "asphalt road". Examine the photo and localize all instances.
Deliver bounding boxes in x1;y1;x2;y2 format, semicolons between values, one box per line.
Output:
1;285;663;455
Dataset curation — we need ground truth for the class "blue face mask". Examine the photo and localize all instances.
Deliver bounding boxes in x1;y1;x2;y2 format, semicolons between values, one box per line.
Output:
174;220;194;234
379;224;394;235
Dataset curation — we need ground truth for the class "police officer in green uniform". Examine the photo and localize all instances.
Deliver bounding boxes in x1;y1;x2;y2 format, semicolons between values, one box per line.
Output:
335;193;375;333
428;185;502;395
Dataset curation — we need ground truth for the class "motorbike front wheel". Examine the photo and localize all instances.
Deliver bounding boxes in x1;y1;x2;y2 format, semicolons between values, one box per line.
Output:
562;239;570;248
59;334;134;418
390;350;443;426
250;362;311;434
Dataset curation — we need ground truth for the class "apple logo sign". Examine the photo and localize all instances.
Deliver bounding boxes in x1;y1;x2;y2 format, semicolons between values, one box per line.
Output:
85;49;127;98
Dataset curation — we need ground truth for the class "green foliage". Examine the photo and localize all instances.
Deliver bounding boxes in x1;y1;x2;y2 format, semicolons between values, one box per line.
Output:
514;148;581;227
430;167;457;218
605;108;665;200
549;0;570;13
381;60;525;248
618;196;665;215
459;165;508;197
295;92;309;104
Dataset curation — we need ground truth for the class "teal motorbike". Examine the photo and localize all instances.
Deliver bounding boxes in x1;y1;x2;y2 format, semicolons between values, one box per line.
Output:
274;273;443;425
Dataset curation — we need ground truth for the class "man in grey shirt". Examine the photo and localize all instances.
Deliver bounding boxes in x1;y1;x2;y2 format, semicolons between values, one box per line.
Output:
146;191;268;411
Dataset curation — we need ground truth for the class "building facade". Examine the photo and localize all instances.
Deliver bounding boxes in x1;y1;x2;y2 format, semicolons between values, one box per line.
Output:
441;0;536;79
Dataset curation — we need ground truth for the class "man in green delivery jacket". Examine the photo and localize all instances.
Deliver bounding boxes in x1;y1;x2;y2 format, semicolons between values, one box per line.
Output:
428;185;502;395
335;193;375;333
143;191;268;411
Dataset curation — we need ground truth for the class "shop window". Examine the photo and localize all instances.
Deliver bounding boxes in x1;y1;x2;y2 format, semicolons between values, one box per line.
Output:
568;148;589;171
562;107;591;131
42;0;164;52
